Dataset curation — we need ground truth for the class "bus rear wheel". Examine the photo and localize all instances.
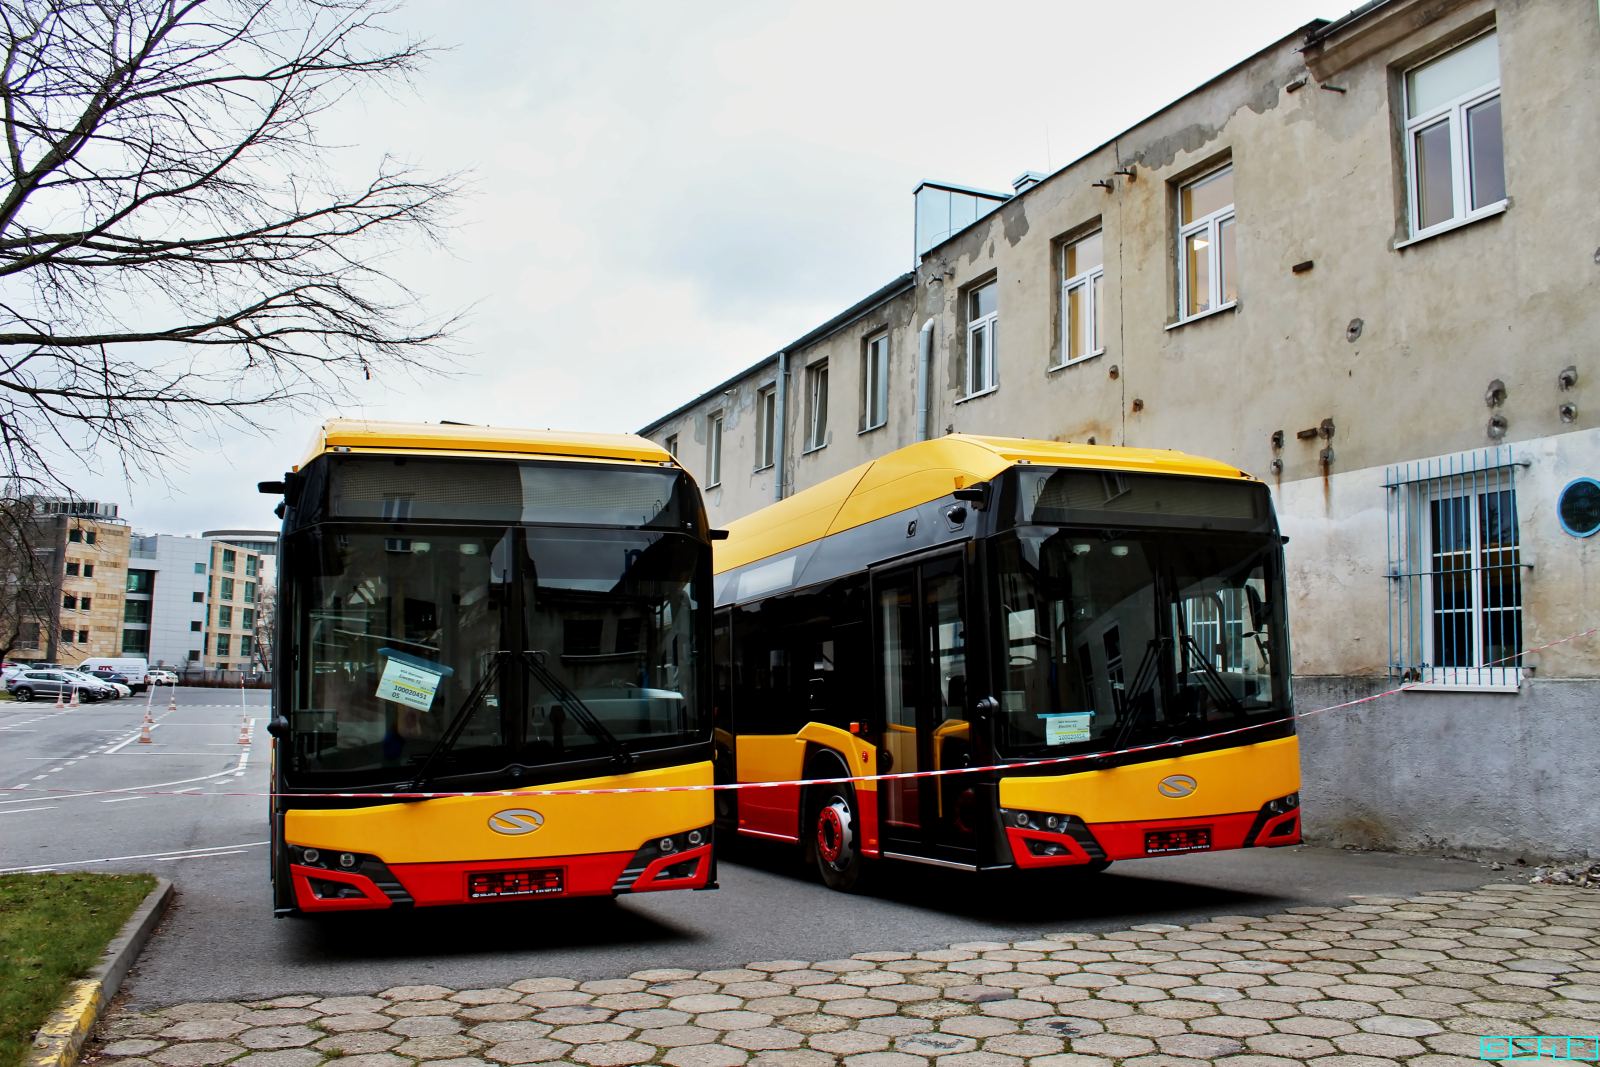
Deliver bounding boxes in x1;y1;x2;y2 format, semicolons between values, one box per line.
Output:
813;787;862;892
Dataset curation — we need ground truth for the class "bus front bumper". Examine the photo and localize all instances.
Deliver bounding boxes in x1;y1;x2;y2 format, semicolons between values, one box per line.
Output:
288;831;714;912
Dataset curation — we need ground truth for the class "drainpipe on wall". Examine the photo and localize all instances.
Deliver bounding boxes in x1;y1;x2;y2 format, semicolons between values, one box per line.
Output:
916;319;934;442
773;351;787;500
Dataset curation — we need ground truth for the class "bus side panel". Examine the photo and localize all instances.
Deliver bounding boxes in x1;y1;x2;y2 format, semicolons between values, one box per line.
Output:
284;761;713;864
998;736;1299;860
735;735;807;841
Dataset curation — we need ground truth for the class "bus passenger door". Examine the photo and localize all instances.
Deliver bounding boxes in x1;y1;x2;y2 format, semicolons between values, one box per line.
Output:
874;553;978;863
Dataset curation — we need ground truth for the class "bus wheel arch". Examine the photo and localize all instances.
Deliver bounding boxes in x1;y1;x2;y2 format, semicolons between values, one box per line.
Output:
803;749;863;892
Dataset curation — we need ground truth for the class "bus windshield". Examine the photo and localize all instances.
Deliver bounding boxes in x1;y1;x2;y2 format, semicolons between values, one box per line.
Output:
283;525;706;787
992;525;1290;759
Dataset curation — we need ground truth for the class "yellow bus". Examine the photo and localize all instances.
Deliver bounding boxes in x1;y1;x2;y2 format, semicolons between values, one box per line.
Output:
260;420;717;914
714;435;1299;890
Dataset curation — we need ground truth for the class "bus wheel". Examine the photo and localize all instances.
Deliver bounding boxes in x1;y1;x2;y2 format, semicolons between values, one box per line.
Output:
814;788;861;891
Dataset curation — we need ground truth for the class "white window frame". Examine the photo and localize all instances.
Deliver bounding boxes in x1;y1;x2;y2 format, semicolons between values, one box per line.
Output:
861;332;888;432
755;386;776;470
707;413;723;487
964;282;998;400
1403;32;1505;241
805;360;829;452
1176;167;1236;323
1056;232;1105;369
664;434;677;458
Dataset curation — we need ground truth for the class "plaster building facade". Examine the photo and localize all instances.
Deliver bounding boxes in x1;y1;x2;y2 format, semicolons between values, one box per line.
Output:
640;0;1600;860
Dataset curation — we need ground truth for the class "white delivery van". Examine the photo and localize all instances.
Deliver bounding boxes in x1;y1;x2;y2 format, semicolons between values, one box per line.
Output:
78;657;149;692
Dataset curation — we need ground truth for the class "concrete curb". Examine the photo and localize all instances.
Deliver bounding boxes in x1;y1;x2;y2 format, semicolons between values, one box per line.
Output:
26;877;174;1067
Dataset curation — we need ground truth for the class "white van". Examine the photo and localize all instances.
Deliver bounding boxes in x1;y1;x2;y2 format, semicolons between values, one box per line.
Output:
78;657;149;693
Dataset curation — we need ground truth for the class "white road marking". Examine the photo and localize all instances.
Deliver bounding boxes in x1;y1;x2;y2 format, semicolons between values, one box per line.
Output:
104;723;160;754
0;765;250;806
0;840;270;873
0;806;55;814
101;796;147;803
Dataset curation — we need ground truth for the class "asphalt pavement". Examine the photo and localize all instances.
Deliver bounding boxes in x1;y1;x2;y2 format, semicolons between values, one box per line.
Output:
0;690;1517;1011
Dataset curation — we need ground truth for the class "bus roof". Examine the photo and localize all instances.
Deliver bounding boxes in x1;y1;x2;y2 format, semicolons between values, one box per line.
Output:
717;434;1252;574
294;419;677;471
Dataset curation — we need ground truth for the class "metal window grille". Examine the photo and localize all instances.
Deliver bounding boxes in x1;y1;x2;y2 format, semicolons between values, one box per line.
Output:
1386;447;1526;687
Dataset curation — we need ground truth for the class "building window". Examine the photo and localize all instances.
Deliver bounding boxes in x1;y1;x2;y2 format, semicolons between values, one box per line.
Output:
244;583;255;603
80;597;91;612
1386;449;1523;688
1405;31;1504;237
83;564;93;578
805;361;830;450
860;334;888;432
194;562;205;574
221;549;236;572
124;600;150;623
664;434;678;457
191;620;203;632
216;662;229;671
19;622;39;650
192;591;204;603
203;633;210;654
63;594;77;609
65;561;79;577
242;608;254;629
127;569;154;594
753;387;777;470
68;529;82;543
187;650;200;662
216;633;231;657
86;531;95;545
1178;166;1236;319
220;577;234;600
245;555;258;577
60;628;74;645
707;413;723;487
77;630;89;643
218;605;233;629
966;282;998;396
122;629;149;654
1059;231;1105;366
240;635;253;659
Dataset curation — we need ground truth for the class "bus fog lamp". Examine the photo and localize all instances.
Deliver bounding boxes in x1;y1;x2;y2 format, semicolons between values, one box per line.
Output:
339;852;356;868
1015;812;1031;827
659;838;676;852
302;848;320;864
687;830;703;846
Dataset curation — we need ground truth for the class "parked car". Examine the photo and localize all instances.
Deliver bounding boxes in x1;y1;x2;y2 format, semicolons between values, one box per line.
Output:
146;669;179;686
77;674;123;699
9;669;107;702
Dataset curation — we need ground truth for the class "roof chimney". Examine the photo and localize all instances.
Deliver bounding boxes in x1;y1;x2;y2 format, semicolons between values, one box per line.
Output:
1012;170;1047;194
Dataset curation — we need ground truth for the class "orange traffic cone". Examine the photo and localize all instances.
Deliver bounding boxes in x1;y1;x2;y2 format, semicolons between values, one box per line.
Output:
167;688;177;713
138;717;152;744
237;720;250;745
54;687;64;708
69;685;79;708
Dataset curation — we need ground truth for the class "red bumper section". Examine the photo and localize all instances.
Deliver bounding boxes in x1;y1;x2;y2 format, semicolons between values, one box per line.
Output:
1003;796;1301;869
288;827;714;913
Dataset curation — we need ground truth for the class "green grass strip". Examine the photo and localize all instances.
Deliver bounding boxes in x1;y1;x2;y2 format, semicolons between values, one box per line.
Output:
0;872;156;1067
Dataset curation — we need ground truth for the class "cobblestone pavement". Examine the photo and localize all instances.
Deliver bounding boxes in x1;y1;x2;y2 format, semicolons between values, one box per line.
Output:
86;881;1600;1067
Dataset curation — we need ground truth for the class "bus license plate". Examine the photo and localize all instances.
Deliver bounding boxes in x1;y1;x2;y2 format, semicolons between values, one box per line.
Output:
1145;827;1211;854
468;868;564;898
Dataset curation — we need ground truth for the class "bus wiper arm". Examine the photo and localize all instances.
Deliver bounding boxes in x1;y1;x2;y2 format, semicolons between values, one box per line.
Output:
407;653;509;792
1179;634;1245;713
519;651;632;768
1112;638;1166;750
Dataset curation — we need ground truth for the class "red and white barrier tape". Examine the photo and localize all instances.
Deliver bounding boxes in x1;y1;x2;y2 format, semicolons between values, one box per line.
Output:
5;626;1593;803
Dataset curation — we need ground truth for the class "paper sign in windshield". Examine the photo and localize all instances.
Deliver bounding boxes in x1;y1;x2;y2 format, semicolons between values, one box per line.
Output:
1040;712;1093;746
376;650;448;712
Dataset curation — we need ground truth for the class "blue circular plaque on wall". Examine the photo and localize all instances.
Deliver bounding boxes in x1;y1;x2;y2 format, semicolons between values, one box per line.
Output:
1558;477;1600;537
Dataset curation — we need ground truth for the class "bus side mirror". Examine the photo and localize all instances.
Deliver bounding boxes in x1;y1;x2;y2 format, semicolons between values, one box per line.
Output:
258;481;285;495
975;695;1000;719
267;717;290;740
953;486;990;511
709;529;730;540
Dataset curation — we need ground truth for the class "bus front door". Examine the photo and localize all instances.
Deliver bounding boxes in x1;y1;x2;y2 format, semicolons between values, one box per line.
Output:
873;553;980;865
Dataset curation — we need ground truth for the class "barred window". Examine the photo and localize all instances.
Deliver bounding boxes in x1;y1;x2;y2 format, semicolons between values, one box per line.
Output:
1387;449;1525;689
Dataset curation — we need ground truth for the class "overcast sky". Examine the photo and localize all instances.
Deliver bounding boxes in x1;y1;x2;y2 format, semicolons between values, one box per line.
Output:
76;0;1339;536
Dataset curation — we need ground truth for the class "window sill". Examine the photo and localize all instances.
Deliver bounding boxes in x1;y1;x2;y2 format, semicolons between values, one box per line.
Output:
1404;681;1520;693
800;444;827;455
752;463;773;473
706;481;722;489
954;386;999;405
1393;201;1507;250
1165;301;1238;331
1048;350;1105;373
857;422;886;435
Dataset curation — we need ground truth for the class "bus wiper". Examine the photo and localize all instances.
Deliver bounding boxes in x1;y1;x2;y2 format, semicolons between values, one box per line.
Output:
519;651;632;769
407;653;511;792
1178;634;1245;714
1112;638;1165;750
